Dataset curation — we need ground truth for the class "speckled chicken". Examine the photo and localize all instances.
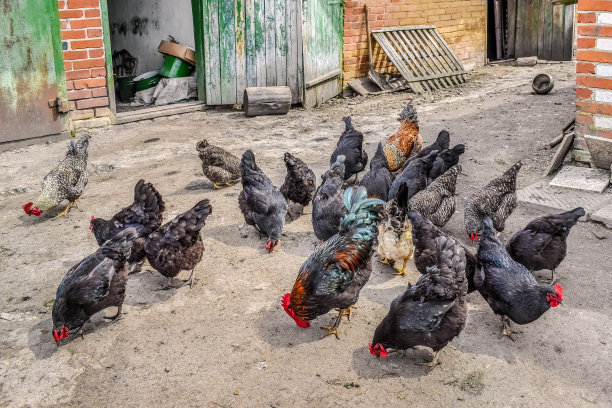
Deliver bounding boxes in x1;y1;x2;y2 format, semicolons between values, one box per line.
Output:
23;135;91;217
144;199;212;289
506;207;584;281
359;143;393;201
90;179;165;270
238;150;287;252
280;152;316;216
384;103;423;172
475;217;563;340
283;187;385;338
409;165;461;228
330;116;368;180
428;144;465;183
376;200;413;275
464;161;522;242
407;210;478;294
312;156;347;241
52;228;138;345
388;150;439;210
370;235;468;369
196;139;241;189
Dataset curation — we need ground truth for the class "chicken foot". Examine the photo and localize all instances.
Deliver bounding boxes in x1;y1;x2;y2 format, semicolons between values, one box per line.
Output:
418;350;441;370
549;268;556;282
394;259;408;276
499;315;516;342
379;256;391;265
184;268;196;289
103;304;123;323
56;201;76;218
321;311;343;340
155;277;188;291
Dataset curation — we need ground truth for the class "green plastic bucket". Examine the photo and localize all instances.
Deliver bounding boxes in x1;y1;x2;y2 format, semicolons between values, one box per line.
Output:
117;75;135;102
159;55;193;78
134;70;161;91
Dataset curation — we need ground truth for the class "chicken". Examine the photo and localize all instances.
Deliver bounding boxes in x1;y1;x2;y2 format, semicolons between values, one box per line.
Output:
23;135;91;218
369;235;468;369
144;199;212;289
408;165;461;228
475;217;563;340
428;144;465;183
283;187;385;338
330;116;368;180
312;156;347;241
402;130;450;171
384;103;423;172
238;150;287;252
359;142;393;201
506;207;585;281
407;209;478;293
196;139;241;189
280;152;316;217
52;228;138;345
376;200;414;275
90;179;165;271
464;161;522;242
388;150;439;210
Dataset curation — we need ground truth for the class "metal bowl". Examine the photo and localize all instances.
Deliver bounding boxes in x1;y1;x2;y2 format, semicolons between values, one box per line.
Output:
532;73;554;94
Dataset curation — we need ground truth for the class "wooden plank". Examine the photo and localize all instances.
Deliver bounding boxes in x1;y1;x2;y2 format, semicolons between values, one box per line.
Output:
191;0;207;103
265;0;277;85
295;0;303;103
515;0;526;57
428;29;465;71
544;132;574;176
245;0;257;88
286;0;299;102
538;1;554;60
507;0;517;58
551;4;564;61
275;0;287;87
235;0;247;102
115;103;207;124
407;29;453;87
254;0;266;86
373;32;425;93
397;30;442;89
219;0;237;104
421;28;456;75
563;4;575;61
207;0;221;104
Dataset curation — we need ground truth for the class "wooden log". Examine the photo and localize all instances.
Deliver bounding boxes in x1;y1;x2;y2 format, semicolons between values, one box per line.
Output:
243;86;292;117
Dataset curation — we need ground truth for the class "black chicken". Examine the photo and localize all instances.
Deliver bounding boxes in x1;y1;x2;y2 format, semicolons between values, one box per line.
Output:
506;207;585;281
312;156;347;241
370;235;468;369
402;130;450;170
280;152;316;217
52;228;138;345
409;165;460;228
407;210;478;293
144;199;212;289
359;142;393;201
475;217;563;340
330;116;368;180
428;144;465;182
238;150;287;252
90;179;165;271
388;150;439;210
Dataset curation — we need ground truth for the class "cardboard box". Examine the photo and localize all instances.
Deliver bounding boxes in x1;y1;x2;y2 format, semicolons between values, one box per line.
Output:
157;40;196;66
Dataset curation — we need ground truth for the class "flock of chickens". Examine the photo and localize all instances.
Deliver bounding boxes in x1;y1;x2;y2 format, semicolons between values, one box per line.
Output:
24;103;583;370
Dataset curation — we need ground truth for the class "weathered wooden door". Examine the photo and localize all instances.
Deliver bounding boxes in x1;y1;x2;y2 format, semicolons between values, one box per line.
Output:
0;0;66;143
193;0;303;105
301;0;344;108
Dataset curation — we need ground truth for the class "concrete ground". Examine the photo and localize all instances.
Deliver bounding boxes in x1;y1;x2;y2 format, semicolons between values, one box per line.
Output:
1;62;611;408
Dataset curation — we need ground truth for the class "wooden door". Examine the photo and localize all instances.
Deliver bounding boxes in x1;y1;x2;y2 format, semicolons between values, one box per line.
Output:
0;0;66;143
193;0;303;105
301;0;344;108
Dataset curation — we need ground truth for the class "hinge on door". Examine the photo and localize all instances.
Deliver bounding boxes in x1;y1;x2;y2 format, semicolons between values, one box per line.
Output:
48;97;70;113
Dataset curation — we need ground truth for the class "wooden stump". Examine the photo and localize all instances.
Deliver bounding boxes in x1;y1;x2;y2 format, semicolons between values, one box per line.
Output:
243;86;292;117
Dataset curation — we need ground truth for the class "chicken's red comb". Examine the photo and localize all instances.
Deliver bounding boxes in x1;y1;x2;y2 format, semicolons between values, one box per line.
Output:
369;343;389;358
469;233;478;242
23;202;43;216
281;293;309;328
554;283;563;301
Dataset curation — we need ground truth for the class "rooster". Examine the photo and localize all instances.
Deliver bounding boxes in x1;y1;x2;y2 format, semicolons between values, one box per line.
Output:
464;161;522;242
90;179;165;272
283;187;384;338
475;217;563;340
428;144;465;183
330;116;368;181
388;150;439;210
370;235;468;369
196;139;241;189
312;156;347;241
506;207;585;281
52;228;137;345
144;199;212;289
409;165;461;228
359;142;393;201
280;152;316;218
376;200;413;275
23;135;91;218
238;150;287;252
384;103;423;172
407;210;478;293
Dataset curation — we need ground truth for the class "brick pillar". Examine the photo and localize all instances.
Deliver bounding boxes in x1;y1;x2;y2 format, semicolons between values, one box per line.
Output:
58;0;112;129
575;0;612;164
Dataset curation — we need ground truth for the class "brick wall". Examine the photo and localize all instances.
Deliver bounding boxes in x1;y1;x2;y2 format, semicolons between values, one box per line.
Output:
343;0;487;84
58;0;112;128
575;0;612;164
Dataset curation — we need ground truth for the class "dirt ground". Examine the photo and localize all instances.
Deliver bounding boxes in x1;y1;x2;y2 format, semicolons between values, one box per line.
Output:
1;62;611;408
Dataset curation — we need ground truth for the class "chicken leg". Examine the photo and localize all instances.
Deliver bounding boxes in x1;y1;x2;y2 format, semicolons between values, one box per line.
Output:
184;268;196;289
213;183;222;189
103;304;123;323
394;259;408;276
225;182;234;187
322;310;343;340
56;201;74;218
549;268;556;281
418;350;440;370
499;315;515;342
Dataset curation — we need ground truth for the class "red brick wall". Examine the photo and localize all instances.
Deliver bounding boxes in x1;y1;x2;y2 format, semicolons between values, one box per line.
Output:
58;0;111;125
343;0;487;83
575;0;612;162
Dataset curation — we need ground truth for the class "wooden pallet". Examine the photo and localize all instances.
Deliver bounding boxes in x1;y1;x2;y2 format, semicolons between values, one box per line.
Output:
372;26;467;94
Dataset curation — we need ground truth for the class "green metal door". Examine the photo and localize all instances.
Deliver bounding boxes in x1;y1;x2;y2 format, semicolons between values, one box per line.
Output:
302;0;343;108
0;0;67;143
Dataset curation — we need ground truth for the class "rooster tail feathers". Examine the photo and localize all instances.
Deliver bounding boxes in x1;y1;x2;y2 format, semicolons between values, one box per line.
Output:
399;103;418;123
341;187;385;230
99;227;138;261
